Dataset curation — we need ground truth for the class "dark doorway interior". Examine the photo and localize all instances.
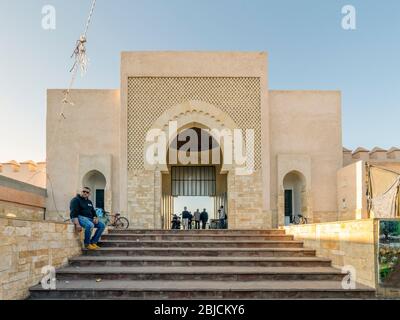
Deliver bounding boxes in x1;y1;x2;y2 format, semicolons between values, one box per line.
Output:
96;189;105;209
284;189;293;225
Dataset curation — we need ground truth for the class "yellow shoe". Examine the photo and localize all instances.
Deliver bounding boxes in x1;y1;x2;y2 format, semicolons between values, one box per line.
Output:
91;243;101;249
86;244;98;250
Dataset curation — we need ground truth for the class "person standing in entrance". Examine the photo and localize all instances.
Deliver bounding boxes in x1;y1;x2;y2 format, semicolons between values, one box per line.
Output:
70;187;106;250
188;211;193;230
182;207;191;230
200;209;209;230
194;209;201;230
219;205;227;229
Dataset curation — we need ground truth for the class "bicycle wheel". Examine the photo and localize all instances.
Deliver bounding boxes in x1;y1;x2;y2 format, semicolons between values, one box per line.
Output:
292;216;300;225
115;217;129;229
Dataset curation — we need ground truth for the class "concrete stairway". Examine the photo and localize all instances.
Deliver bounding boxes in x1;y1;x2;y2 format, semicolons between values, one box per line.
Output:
29;229;376;300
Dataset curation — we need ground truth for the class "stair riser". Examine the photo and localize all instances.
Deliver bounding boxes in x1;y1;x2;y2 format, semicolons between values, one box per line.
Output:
70;260;332;268
29;226;377;300
83;250;316;258
97;242;304;249
56;273;345;281
101;235;294;241
109;230;286;235
29;290;375;300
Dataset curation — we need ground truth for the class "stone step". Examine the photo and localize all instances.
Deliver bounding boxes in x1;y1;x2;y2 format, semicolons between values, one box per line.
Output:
82;247;316;258
29;280;376;300
108;229;286;235
70;256;333;268
55;266;346;281
97;240;304;249
101;234;294;241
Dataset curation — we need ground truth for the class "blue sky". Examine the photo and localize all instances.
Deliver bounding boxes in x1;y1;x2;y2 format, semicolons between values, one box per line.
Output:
0;0;399;162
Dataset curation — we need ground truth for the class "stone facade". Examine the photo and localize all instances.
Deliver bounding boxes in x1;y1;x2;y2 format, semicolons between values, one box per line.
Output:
127;170;162;229
126;77;262;171
0;201;44;221
227;170;270;229
122;53;267;229
0;218;82;300
44;51;400;229
269;91;343;227
45;89;120;220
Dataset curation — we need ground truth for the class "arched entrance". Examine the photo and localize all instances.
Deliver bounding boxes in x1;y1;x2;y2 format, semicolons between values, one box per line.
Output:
283;171;307;226
161;125;228;229
143;100;254;230
82;170;107;209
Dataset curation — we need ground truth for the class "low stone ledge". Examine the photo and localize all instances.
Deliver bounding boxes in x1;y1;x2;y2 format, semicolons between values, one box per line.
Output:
284;219;376;289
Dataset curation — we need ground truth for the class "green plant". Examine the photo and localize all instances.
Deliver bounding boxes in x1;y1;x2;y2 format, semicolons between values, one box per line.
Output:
380;221;400;240
380;265;391;282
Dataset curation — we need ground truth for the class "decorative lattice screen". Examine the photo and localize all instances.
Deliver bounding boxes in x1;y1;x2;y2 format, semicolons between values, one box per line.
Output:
127;77;262;170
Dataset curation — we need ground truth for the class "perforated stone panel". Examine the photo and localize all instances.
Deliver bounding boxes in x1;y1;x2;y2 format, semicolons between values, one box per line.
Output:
127;77;262;170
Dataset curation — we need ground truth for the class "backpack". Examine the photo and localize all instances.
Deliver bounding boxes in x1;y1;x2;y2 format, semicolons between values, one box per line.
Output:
95;208;104;218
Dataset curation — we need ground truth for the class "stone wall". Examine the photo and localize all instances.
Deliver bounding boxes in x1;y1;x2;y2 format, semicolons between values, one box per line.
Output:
269;91;342;227
285;219;377;288
0;201;44;221
312;211;339;224
127;170;161;229
0;161;46;189
0;218;82;300
0;175;46;221
337;161;368;221
344;147;400;167
228;170;270;229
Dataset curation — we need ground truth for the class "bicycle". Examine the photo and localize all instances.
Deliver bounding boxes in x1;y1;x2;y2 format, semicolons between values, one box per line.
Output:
292;214;308;225
171;214;181;230
103;211;130;229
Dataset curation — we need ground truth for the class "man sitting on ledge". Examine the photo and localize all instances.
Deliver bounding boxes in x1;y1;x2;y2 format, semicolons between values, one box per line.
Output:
70;187;106;250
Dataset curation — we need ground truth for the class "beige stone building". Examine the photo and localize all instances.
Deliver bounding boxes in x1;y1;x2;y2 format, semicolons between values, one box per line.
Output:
40;51;399;229
2;51;400;300
0;161;46;189
338;148;400;221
